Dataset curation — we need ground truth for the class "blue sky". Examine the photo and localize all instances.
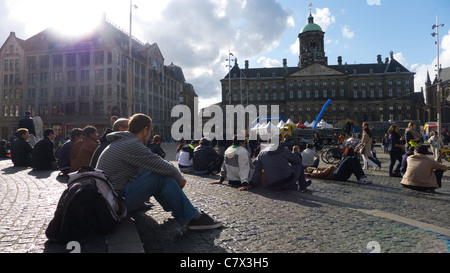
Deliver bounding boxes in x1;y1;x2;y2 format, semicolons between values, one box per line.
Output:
1;0;449;109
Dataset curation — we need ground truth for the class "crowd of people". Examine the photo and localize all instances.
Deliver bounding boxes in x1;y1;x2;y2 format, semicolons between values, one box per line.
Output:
2;112;449;235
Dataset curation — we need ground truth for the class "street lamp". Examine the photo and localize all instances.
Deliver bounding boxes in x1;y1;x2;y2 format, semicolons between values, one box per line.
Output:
226;48;236;105
127;0;138;116
432;17;444;136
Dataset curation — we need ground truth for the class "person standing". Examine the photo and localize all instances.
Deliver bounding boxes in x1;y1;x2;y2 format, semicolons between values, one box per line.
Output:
405;122;422;149
388;124;405;177
18;111;37;147
356;127;377;170
428;130;444;161
32;128;57;170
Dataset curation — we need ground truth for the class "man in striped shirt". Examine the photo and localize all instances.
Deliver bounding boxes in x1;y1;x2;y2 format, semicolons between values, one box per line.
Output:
96;113;222;230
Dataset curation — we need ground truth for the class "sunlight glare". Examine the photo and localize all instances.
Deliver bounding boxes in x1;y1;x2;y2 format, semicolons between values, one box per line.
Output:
50;1;105;37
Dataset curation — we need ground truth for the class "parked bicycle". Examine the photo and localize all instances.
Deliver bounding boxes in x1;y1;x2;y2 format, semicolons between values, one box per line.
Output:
437;146;450;168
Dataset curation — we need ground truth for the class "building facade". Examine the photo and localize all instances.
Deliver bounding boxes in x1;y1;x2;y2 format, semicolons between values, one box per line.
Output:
424;67;450;128
220;11;425;128
0;17;188;140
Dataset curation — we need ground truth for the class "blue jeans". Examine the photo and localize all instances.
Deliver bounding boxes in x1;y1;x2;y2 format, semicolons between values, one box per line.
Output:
332;156;365;181
119;170;199;225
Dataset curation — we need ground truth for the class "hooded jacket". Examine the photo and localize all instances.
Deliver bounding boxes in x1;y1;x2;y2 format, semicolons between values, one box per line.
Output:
96;131;183;192
219;145;254;184
250;144;301;188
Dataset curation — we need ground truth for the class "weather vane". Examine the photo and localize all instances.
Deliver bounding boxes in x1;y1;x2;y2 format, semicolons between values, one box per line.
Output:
309;2;313;14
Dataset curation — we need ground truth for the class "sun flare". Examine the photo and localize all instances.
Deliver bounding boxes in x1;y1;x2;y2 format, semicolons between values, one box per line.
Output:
49;2;105;37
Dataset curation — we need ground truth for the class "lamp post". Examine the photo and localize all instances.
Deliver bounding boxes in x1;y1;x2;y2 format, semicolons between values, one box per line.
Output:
226;48;235;105
127;0;138;116
432;17;444;136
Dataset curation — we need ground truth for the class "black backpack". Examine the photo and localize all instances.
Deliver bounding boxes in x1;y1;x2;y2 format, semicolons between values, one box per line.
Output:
45;167;127;244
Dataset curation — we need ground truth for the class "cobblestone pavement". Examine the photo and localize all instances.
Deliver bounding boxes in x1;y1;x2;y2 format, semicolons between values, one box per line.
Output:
133;143;450;253
0;143;449;253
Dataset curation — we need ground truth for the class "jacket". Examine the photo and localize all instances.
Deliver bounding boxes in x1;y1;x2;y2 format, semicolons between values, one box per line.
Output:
356;132;372;156
96;131;182;192
193;145;221;171
250;144;301;188
70;136;100;172
18;116;36;136
10;138;33;166
32;137;56;170
57;139;75;169
401;154;448;189
220;145;254;184
176;144;195;167
147;142;166;158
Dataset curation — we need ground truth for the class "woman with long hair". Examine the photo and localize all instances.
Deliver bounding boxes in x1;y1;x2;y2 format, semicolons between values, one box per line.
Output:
356;127;377;170
388;124;405;177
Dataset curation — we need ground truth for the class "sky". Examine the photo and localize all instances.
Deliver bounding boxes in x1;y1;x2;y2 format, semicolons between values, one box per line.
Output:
1;0;450;110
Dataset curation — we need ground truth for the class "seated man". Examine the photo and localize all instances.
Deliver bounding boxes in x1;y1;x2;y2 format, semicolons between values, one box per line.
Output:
211;135;254;188
302;143;319;168
401;145;448;192
70;126;100;173
147;134;166;158
176;140;199;174
96;113;222;230
57;128;82;174
247;138;311;192
32;128;57;170
10;128;33;167
193;138;224;175
90;118;129;168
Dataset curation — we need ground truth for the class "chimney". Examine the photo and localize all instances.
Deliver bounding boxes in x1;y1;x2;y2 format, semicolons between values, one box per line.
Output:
10;31;15;37
283;58;287;67
385;57;389;64
245;60;249;69
338;56;342;66
377;55;382;64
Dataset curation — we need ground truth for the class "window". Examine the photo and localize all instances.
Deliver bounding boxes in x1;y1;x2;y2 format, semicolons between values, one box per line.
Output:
53;54;63;67
289;91;294;99
379;90;383;97
54;72;62;82
66;53;76;67
323;90;327;98
94;51;104;65
388;89;393;97
67;71;76;82
81;70;90;82
297;90;302;99
80;52;90;66
272;93;276;100
354;90;358;98
306;90;310;99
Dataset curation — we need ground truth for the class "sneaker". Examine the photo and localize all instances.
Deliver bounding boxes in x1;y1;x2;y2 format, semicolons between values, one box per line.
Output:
358;176;372;184
187;212;223;230
298;179;312;192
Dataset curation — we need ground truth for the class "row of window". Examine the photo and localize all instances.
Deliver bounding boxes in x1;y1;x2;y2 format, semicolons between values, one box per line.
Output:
226;79;412;91
227;88;412;101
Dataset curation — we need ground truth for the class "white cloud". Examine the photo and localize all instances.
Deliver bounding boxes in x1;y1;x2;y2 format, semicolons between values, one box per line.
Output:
290;39;299;55
257;56;281;67
367;0;381;5
405;30;450;95
312;8;335;32
342;25;354;39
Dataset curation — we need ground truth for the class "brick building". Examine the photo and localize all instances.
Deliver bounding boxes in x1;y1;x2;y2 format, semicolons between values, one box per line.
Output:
220;11;425;128
0;17;190;140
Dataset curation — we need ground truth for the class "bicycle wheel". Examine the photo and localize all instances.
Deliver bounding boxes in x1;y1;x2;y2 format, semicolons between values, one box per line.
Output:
437;152;450;168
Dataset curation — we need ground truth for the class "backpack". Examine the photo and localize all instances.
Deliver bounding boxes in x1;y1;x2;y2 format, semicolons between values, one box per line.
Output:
45;167;127;244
